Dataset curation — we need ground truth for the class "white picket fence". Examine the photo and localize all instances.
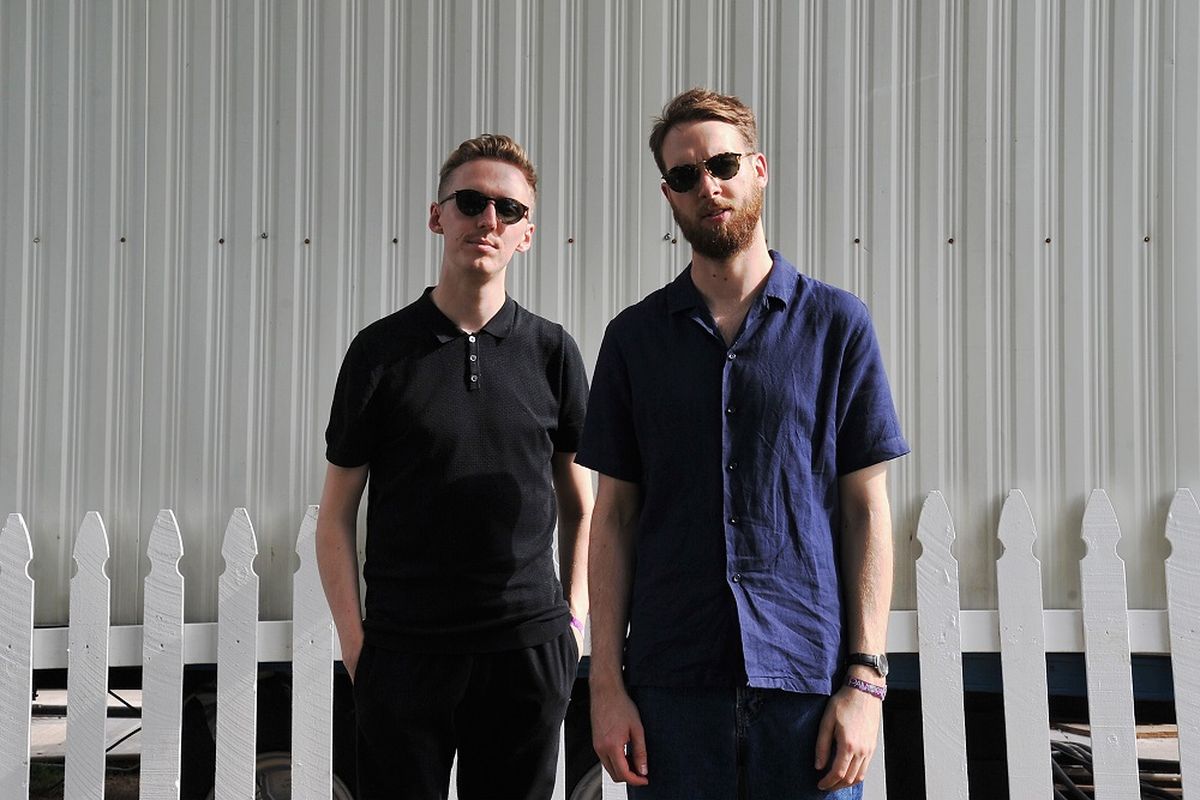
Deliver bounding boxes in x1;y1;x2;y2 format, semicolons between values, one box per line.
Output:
1;489;1197;799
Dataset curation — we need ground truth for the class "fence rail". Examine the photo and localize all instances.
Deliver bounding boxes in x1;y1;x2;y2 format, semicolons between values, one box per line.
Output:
1;489;1197;799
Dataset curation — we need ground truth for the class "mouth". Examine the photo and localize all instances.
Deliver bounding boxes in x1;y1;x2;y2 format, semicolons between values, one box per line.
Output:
467;238;500;251
701;206;733;224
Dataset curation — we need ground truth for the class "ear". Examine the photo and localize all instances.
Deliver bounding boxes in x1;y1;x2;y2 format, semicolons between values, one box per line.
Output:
514;222;535;253
753;152;769;187
428;202;444;234
660;181;672;202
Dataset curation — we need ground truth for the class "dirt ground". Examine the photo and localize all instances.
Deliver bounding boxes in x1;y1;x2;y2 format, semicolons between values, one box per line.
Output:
29;761;140;800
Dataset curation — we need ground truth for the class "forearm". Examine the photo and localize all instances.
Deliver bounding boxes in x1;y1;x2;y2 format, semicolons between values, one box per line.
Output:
840;465;894;657
553;454;594;623
559;511;591;622
588;480;639;689
315;463;369;651
315;517;364;644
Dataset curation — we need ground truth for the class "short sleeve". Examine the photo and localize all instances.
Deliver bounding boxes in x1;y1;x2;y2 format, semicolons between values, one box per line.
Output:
324;334;378;467
835;304;910;475
576;319;643;482
552;328;589;452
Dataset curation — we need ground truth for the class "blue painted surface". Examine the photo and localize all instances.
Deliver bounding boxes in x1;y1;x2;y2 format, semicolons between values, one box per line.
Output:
885;652;1175;702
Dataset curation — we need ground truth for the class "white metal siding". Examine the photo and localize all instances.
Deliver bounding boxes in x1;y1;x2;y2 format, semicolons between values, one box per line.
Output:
1;0;1197;623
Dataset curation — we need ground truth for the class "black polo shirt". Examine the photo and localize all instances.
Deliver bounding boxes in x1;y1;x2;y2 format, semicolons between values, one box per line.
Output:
325;289;589;653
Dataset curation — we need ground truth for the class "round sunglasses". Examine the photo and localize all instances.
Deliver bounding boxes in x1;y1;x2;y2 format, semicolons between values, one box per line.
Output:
661;152;753;193
437;189;530;225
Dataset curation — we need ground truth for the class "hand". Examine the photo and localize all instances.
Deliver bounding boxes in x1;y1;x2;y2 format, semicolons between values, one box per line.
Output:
814;684;882;790
339;628;364;684
591;681;650;786
571;624;585;658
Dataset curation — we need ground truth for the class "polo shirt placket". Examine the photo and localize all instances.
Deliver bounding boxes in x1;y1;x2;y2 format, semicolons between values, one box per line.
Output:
467;333;481;390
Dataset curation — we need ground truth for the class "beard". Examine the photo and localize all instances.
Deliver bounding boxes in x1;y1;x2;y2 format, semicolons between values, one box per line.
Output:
672;183;764;260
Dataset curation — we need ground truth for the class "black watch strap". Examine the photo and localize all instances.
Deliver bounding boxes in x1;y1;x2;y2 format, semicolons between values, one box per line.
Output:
847;652;889;679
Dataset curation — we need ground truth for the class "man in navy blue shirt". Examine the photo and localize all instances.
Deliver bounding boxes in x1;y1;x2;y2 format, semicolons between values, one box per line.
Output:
579;89;909;799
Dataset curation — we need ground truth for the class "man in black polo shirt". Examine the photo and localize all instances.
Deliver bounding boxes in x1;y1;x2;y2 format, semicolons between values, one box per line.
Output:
316;134;592;800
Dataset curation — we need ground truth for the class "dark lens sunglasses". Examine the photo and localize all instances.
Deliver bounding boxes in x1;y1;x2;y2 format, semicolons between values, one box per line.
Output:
662;152;752;193
437;189;530;225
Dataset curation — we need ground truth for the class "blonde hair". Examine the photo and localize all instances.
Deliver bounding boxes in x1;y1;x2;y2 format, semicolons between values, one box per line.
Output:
437;134;538;199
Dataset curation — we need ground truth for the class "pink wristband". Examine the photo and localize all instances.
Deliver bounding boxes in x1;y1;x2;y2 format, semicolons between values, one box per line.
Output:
570;615;585;633
846;675;887;701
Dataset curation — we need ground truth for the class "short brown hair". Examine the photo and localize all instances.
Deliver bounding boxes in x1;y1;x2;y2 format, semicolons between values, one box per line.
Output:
648;88;759;175
437;133;538;200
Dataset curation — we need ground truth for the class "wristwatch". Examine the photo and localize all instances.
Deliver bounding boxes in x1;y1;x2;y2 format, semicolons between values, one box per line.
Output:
847;652;889;679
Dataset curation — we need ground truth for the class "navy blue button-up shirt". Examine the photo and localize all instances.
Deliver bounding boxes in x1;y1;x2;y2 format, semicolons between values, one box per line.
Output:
577;252;908;694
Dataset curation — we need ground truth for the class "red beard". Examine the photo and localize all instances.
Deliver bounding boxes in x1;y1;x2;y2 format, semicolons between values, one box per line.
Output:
672;183;764;259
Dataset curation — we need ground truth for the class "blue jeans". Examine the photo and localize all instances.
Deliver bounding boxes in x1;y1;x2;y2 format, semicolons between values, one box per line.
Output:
627;686;864;800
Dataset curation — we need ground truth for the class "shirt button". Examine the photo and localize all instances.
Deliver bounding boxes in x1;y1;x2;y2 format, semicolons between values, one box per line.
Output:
731;573;742;583
469;354;477;361
727;351;737;361
728;516;738;525
470;375;478;382
468;335;476;343
727;461;738;472
726;406;736;415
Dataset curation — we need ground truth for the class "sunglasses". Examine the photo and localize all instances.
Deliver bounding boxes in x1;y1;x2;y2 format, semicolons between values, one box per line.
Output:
661;152;753;193
437;189;530;225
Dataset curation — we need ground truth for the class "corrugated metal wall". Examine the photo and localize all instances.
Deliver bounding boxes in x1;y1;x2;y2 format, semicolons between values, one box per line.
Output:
2;0;1197;625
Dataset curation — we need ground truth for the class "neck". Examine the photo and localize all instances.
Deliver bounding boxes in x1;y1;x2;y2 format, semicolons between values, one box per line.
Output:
689;231;773;308
430;270;508;334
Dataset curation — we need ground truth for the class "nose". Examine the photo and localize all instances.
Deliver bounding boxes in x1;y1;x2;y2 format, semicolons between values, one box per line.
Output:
695;168;722;196
476;201;499;229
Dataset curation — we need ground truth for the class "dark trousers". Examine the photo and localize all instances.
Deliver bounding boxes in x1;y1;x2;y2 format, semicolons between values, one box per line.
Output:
627;686;864;800
353;631;578;800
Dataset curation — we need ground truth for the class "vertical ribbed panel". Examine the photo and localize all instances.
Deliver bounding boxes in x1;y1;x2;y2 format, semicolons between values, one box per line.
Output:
3;0;1199;622
1178;0;1200;486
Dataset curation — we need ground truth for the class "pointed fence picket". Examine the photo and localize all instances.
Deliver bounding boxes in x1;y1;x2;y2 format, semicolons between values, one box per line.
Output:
1079;491;1140;799
0;490;1197;799
0;514;34;800
915;491;969;800
995;491;1052;799
139;510;184;800
215;509;260;800
65;512;111;800
1165;489;1200;792
291;505;335;800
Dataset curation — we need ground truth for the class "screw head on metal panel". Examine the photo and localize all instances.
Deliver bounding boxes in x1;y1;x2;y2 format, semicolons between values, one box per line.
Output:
120;236;127;243
304;238;311;245
663;233;672;241
1045;238;1051;244
218;238;225;245
392;238;398;244
32;237;39;243
567;237;574;244
261;232;268;239
947;237;955;244
853;238;860;244
1144;235;1151;242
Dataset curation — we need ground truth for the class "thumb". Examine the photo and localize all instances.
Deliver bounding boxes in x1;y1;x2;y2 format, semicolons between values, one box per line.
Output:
630;723;649;777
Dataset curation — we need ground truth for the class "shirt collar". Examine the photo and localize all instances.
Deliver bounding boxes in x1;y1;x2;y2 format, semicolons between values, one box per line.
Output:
421;287;517;343
666;250;799;315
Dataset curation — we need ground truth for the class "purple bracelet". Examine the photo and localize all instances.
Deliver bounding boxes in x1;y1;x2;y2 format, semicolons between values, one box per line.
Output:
846;675;887;701
570;615;585;633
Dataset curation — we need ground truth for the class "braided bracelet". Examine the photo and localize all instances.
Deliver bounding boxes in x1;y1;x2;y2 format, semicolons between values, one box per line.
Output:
846;675;887;701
